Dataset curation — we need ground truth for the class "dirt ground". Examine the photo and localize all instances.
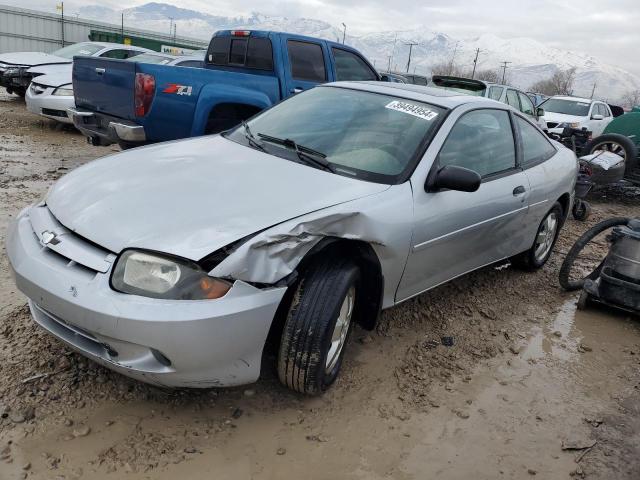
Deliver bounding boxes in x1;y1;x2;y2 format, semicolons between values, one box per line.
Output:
0;91;639;480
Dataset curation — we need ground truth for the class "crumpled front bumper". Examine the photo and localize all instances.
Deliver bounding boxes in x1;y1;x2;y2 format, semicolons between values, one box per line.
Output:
26;84;74;124
6;206;287;388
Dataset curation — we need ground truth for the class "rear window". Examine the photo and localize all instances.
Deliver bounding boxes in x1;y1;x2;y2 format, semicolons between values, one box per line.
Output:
207;36;274;71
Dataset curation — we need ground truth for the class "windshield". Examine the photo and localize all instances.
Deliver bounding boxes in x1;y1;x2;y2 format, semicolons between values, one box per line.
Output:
53;43;103;59
540;98;591;116
226;86;446;183
126;53;173;65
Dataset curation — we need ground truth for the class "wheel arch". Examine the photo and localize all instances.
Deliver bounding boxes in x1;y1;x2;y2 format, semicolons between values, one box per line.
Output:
265;237;383;355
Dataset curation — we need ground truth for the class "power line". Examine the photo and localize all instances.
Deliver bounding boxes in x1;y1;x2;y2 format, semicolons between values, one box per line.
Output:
405;42;418;73
500;61;512;84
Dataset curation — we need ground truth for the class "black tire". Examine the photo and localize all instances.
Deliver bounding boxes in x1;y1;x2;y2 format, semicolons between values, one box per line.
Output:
558;217;630;291
585;133;638;178
572;200;592;221
512;202;564;271
13;87;26;98
278;257;359;395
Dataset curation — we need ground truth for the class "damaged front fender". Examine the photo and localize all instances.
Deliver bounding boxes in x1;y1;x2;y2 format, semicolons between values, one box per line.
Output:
210;183;415;308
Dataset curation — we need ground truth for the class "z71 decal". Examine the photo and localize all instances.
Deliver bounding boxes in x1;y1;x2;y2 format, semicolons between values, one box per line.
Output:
162;83;193;96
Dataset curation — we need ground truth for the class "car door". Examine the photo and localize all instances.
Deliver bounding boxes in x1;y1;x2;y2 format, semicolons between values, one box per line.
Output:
396;107;531;301
513;114;561;243
281;38;330;96
584;102;604;136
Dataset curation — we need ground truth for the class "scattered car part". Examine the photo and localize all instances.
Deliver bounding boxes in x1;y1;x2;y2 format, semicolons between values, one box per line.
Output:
584;133;638;178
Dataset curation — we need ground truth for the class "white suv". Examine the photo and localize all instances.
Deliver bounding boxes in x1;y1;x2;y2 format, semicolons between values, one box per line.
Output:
540;96;613;137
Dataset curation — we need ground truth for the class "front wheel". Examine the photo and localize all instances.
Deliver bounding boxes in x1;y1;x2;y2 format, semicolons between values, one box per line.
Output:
512;202;563;271
278;257;359;395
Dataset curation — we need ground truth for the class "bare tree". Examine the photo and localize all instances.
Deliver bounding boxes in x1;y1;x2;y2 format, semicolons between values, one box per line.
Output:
621;89;640;109
529;67;577;96
475;69;501;83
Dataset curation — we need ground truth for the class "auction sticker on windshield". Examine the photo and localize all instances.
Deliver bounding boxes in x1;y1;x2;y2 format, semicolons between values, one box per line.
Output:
385;101;438;121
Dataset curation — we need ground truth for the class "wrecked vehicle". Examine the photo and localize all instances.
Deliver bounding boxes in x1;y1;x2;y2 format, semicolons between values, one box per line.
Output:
6;82;577;394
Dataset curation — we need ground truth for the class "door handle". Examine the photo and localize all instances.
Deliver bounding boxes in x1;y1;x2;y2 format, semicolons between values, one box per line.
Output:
291;88;303;94
95;67;105;74
513;186;526;196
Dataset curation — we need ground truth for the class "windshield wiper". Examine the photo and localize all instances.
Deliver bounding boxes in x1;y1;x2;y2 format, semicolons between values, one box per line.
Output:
241;121;266;152
257;133;335;173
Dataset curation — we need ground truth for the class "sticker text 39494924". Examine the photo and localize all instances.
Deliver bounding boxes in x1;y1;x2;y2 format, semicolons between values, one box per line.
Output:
385;101;438;121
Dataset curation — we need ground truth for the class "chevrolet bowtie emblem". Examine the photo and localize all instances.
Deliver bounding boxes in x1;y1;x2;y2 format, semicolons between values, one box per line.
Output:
41;230;60;246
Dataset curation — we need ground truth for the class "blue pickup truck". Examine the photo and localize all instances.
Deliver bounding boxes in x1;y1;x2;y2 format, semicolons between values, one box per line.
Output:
70;30;380;148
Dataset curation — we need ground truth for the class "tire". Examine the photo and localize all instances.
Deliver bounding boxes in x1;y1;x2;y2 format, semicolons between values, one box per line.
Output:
558;217;630;291
572;200;592;221
278;257;359;395
585;133;638;178
512;202;563;271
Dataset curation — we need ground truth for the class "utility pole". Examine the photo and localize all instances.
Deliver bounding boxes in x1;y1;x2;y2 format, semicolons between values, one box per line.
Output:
500;61;512;84
387;55;392;72
169;17;173;37
56;2;65;47
121;12;124;44
471;48;480;79
390;32;397;71
590;81;597;99
341;23;347;44
405;42;418;73
173;24;177;43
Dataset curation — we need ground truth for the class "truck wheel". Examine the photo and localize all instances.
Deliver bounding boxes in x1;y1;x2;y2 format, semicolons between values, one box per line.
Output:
585;133;638;177
278;257;360;395
512;202;563;271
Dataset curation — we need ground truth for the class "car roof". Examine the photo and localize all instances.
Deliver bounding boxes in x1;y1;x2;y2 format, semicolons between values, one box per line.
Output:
325;81;503;109
552;95;594;103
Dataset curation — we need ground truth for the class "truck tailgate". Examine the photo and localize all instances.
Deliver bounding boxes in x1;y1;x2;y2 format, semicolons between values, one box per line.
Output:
73;57;135;120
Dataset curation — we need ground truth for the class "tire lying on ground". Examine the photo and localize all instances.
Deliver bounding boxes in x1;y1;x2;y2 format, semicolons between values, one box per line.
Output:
584;133;639;178
278;256;360;395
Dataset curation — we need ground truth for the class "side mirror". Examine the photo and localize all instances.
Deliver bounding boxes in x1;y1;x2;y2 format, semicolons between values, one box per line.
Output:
427;165;481;193
536;107;545;117
591;114;604;120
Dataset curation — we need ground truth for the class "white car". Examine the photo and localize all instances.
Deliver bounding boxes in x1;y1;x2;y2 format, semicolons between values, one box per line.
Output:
26;51;204;124
0;42;151;97
540;96;614;137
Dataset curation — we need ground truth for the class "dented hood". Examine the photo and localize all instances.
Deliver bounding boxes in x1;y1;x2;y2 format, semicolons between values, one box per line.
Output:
46;136;389;260
0;52;70;67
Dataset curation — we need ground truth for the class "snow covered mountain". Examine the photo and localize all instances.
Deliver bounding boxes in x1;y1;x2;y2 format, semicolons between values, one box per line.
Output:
77;2;640;101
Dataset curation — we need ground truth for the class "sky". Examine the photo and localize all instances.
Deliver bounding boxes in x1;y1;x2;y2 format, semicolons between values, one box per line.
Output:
8;0;640;76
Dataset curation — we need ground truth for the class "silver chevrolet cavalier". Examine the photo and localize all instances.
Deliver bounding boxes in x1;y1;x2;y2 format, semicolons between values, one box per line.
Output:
6;82;577;394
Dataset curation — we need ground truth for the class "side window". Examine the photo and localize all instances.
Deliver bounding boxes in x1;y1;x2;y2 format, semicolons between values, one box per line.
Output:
100;49;135;59
517;91;535;116
331;48;377;81
438;109;516;178
488;86;503;101
604;104;612;117
505;89;520;109
287;40;326;82
515;116;556;165
597;104;609;117
413;76;428;86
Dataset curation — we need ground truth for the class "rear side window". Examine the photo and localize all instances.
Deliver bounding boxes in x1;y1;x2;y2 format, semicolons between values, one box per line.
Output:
488;86;503;101
101;49;138;60
332;48;377;81
517;91;535;116
515;116;556;165
506;89;520;109
438;109;516;178
208;36;273;71
287;41;326;82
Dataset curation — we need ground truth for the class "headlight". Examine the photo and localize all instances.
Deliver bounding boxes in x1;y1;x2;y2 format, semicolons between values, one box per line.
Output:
557;122;581;129
111;250;231;300
53;87;73;96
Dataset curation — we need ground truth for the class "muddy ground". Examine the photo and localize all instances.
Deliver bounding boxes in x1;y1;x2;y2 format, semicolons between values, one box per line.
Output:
0;91;639;479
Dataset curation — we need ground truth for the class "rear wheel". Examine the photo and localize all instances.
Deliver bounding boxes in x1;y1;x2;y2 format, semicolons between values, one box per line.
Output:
512;202;563;271
278;257;359;395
